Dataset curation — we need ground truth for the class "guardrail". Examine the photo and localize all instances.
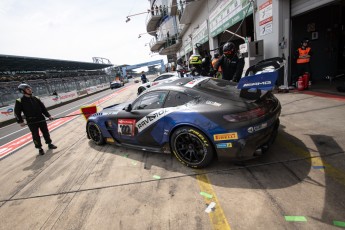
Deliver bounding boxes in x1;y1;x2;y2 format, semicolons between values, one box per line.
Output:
0;83;109;123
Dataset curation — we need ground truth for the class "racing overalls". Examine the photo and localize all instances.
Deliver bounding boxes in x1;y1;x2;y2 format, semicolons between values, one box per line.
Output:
14;96;52;148
211;57;222;78
213;54;244;82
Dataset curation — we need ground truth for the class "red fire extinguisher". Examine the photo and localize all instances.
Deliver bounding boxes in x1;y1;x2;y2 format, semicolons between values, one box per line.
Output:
302;73;310;89
297;76;304;91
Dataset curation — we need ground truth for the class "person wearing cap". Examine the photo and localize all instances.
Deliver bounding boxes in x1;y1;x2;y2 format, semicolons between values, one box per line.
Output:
213;42;244;82
14;83;57;155
294;38;312;85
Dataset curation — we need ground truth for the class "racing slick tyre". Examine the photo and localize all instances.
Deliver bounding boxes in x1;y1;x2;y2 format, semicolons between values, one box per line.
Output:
170;126;214;168
87;122;105;145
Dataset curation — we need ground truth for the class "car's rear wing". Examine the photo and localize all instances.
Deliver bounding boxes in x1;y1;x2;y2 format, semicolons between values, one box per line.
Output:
237;70;280;101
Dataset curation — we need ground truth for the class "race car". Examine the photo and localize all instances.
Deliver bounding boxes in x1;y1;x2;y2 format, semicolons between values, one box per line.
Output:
137;72;180;95
86;77;281;168
110;80;124;89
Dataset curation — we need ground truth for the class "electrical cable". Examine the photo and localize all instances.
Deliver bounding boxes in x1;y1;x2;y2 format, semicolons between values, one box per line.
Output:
207;0;254;53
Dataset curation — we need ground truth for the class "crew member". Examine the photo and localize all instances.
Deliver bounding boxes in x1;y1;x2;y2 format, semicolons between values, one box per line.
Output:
295;38;312;84
14;83;57;155
188;54;203;76
214;42;244;82
211;52;222;78
176;58;186;77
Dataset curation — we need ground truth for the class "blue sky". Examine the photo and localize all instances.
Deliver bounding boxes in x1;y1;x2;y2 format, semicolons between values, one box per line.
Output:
0;0;166;67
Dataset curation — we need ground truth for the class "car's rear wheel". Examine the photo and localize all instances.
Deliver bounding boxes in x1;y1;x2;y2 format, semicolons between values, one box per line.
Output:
170;126;214;168
87;122;105;145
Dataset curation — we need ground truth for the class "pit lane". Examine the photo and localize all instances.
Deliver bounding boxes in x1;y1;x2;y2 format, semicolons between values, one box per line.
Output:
0;80;344;229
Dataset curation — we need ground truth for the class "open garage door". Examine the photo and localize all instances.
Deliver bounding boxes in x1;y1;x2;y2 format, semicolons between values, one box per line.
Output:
291;0;336;16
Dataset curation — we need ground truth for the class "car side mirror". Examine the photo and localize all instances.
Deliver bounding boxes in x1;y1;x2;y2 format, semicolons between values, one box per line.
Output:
124;104;132;112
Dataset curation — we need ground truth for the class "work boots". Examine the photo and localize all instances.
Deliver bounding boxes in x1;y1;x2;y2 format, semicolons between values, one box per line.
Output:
39;148;45;155
48;144;57;149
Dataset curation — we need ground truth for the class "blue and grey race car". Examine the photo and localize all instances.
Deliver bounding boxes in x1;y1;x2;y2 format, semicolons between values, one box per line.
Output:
86;77;281;168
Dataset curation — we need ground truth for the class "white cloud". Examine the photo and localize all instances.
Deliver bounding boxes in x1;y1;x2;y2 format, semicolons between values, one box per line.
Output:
0;0;167;67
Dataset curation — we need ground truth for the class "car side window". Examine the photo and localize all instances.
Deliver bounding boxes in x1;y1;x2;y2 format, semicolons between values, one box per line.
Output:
154;75;173;81
132;91;168;110
164;91;194;107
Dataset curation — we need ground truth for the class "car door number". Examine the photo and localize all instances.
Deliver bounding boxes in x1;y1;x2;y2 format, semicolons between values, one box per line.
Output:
118;119;136;136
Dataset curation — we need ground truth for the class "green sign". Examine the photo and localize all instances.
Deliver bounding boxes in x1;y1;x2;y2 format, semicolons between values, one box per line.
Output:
210;0;253;37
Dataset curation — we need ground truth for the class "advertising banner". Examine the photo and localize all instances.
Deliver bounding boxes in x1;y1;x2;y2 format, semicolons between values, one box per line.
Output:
209;0;253;37
0;105;14;123
259;0;273;36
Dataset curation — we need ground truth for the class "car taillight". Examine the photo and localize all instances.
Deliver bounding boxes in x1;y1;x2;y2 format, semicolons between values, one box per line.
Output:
223;107;267;122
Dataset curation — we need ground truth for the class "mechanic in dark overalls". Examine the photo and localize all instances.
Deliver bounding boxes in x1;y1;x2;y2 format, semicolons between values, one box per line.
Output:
214;42;244;82
14;83;57;155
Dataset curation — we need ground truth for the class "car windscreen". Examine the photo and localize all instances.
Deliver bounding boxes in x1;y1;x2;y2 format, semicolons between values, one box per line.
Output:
193;78;242;99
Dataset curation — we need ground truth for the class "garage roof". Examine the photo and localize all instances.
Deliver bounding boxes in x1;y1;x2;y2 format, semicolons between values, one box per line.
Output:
0;54;113;72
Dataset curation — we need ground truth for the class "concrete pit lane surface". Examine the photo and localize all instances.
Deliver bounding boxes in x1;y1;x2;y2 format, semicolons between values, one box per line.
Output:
0;81;345;229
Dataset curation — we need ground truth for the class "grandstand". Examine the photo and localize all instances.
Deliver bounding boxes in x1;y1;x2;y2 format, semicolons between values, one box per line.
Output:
0;54;113;107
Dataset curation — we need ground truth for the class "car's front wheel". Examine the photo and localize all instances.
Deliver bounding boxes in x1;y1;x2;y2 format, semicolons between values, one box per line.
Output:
87;122;105;145
170;126;214;168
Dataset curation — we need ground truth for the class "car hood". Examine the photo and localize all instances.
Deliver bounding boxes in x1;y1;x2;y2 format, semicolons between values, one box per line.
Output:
103;102;130;112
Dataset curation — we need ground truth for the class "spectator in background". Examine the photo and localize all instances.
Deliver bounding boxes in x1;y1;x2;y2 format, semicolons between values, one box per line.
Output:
159;5;163;15
155;5;159;15
163;5;167;16
140;71;148;83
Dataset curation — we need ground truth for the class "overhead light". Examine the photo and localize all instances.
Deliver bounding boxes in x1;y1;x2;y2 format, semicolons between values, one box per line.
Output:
125;17;130;23
138;35;141;38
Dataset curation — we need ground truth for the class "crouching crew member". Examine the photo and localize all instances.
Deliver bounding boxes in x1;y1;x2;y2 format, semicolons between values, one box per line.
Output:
14;83;57;155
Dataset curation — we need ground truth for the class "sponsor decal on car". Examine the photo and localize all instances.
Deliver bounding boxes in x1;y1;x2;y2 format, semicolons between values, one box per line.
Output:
247;116;276;133
190;129;209;146
216;143;233;148
213;132;238;141
118;119;136;136
184;77;208;88
247;122;268;133
206;100;221;107
136;108;175;132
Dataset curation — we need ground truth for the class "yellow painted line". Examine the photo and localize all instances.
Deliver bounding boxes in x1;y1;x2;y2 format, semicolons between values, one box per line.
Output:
196;172;231;230
277;135;345;186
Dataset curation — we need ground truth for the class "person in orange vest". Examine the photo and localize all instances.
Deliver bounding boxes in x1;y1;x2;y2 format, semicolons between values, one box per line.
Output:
294;38;312;85
211;52;222;78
